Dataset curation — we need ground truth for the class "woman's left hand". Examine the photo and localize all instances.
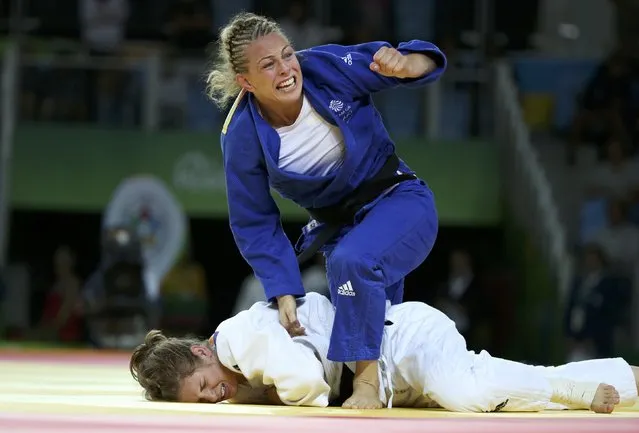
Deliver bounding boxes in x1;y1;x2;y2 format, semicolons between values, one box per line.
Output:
370;47;435;79
276;294;306;337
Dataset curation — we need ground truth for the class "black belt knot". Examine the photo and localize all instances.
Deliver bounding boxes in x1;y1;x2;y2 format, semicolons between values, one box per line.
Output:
296;153;416;264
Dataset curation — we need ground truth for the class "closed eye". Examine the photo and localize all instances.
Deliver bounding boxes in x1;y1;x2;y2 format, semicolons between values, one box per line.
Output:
197;378;210;403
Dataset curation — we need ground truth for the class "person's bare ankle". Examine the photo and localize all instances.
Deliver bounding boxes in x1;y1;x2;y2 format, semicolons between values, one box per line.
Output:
341;360;384;409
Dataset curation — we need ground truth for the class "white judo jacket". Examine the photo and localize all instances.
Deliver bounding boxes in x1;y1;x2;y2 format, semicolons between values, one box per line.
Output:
211;292;441;408
211;293;344;406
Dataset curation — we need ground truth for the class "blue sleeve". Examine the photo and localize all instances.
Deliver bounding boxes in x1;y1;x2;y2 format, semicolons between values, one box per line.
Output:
304;40;446;98
221;132;306;303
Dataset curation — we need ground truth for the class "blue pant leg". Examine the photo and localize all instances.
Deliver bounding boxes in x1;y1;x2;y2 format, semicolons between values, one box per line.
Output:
324;180;438;362
386;279;404;305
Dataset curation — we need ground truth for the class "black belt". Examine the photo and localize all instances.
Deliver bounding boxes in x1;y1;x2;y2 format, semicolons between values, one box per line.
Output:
296;153;416;265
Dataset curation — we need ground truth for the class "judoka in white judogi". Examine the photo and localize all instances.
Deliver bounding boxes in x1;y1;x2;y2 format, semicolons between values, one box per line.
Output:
211;293;638;412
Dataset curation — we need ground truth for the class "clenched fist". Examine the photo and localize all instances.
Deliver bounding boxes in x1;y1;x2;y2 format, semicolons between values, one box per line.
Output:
370;46;436;79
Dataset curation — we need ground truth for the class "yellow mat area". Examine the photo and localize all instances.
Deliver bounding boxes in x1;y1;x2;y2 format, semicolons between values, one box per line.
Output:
1;360;638;419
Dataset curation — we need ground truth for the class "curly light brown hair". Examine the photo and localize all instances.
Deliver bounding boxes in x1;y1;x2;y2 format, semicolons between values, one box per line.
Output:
129;329;208;401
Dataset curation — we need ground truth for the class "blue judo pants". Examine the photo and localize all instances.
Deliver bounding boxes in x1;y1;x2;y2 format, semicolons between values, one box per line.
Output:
322;179;438;362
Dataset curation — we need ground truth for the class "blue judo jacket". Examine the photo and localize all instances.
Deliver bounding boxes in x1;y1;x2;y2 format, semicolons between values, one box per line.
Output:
221;40;447;302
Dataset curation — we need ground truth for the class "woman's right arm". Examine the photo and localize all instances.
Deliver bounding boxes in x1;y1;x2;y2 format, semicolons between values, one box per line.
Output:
221;131;306;304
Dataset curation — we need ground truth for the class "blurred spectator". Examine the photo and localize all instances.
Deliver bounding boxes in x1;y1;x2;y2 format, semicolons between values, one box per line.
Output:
79;0;131;124
564;244;630;360
587;138;639;201
567;51;634;164
278;0;342;50
164;0;212;56
80;0;130;55
433;249;493;352
580;138;639;244
33;246;85;343
592;199;639;275
157;54;189;128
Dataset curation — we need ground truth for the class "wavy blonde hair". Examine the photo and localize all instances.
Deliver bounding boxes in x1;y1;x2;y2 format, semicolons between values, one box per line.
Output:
206;12;288;108
129;330;207;401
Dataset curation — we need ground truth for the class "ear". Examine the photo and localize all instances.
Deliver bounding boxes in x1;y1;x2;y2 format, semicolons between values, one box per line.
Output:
190;345;213;359
236;73;255;93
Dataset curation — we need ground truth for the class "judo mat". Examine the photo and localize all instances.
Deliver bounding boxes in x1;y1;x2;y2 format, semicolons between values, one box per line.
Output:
1;348;638;433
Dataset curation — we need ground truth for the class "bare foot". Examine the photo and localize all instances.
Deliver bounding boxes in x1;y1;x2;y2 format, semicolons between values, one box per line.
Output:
341;381;384;409
590;383;620;414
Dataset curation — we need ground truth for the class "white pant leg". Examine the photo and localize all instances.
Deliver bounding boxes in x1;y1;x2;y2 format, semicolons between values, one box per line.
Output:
536;358;638;408
387;303;553;413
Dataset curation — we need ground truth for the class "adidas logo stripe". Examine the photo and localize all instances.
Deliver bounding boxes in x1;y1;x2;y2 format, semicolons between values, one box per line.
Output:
337;280;356;297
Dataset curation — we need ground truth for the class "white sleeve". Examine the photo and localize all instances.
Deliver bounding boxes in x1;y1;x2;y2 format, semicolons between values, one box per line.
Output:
215;314;331;407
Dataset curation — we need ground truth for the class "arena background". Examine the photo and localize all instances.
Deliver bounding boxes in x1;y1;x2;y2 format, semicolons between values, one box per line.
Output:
0;0;638;423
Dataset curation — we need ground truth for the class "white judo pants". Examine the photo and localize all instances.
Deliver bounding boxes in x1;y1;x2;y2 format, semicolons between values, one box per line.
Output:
382;302;638;412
